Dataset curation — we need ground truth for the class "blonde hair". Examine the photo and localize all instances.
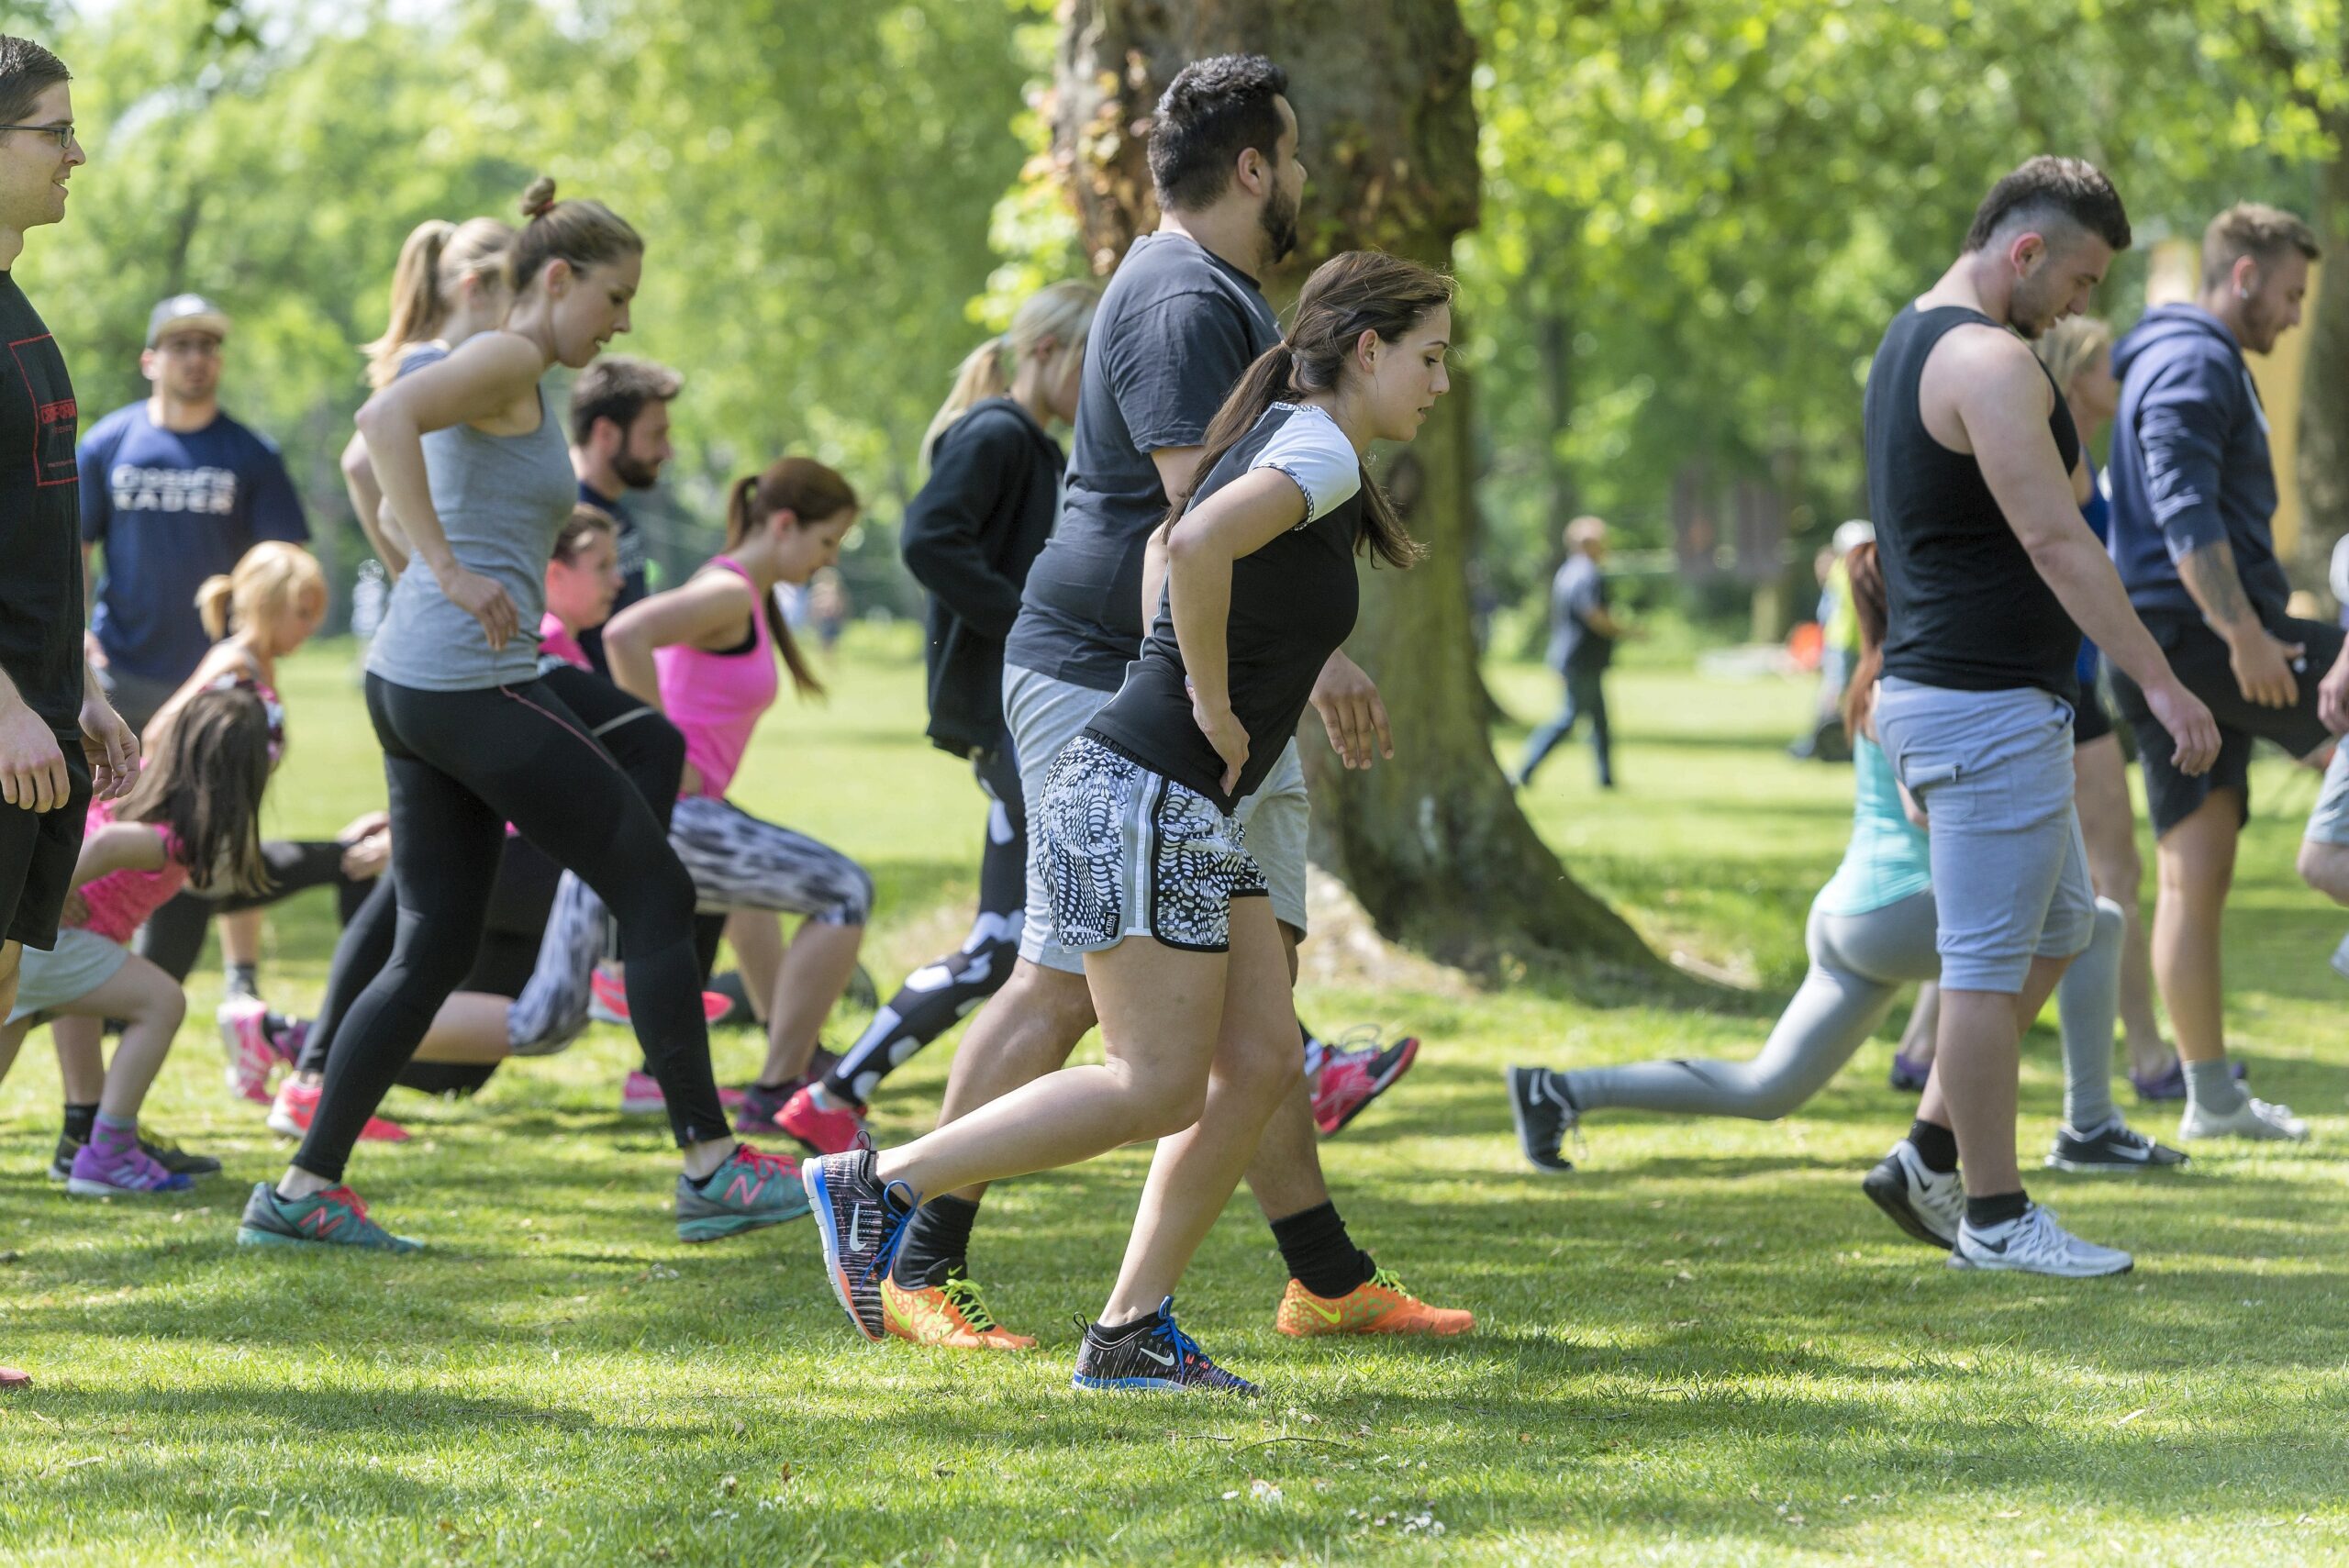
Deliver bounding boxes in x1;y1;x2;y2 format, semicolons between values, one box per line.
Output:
921;281;1100;462
362;217;516;388
509;176;641;296
196;540;328;641
2032;316;2113;399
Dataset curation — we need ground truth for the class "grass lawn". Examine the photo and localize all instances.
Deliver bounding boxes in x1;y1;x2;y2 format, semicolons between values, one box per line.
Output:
5;631;2346;1565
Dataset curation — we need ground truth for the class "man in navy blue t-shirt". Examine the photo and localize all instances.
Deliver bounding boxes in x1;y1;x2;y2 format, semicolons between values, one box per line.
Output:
79;293;308;730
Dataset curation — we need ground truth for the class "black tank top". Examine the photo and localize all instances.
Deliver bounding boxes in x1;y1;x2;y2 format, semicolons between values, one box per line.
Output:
1865;304;2082;703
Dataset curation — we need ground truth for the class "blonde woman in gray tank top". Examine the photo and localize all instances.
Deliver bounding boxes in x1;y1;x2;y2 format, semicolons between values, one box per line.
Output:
240;180;807;1260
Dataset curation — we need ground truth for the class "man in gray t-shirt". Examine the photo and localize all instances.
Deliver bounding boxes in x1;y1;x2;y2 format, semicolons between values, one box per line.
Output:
1514;515;1630;789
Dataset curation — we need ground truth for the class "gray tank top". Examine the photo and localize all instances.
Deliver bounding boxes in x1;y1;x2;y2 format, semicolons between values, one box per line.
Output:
366;380;574;691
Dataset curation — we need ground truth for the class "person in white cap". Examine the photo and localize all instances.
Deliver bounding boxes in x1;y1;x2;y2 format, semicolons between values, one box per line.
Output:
1790;519;1875;762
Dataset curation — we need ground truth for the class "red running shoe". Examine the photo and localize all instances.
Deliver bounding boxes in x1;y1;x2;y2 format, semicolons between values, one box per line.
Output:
267;1078;410;1143
778;1082;867;1156
592;967;733;1028
1312;1030;1420;1137
218;996;280;1105
619;1071;750;1118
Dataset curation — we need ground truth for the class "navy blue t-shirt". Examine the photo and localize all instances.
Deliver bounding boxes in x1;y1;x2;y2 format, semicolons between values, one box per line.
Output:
80;404;308;682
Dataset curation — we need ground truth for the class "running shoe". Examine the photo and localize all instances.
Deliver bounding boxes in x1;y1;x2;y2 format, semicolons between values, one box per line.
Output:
674;1143;809;1242
1275;1268;1475;1337
235;1181;421;1252
268;1078;410;1143
621;1071;751;1118
49;1127;220;1182
1313;1030;1420;1136
589;967;733;1029
1887;1051;1932;1093
2129;1057;2244;1103
1861;1139;1962;1249
2045;1118;2188;1173
2331;929;2349;984
1504;1065;1576;1173
882;1273;1037;1351
219;995;281;1104
802;1149;918;1340
778;1083;867;1156
1948;1204;2132;1277
732;1080;795;1136
2177;1094;2310;1142
0;1365;27;1391
1071;1297;1260;1395
65;1137;194;1195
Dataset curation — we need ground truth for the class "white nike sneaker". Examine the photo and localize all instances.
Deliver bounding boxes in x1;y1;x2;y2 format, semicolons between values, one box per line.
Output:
1949;1204;2132;1277
1861;1139;1964;1249
2330;931;2349;984
2176;1094;2310;1142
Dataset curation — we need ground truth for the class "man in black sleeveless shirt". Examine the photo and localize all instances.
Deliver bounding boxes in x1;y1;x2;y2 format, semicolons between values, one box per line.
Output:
1858;158;2217;1278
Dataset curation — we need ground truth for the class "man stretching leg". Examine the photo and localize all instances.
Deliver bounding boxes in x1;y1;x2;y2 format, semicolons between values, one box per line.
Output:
1857;157;2218;1276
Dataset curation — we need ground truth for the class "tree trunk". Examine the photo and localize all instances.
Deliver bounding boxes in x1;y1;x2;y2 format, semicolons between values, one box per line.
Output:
1053;0;1657;971
2299;131;2349;576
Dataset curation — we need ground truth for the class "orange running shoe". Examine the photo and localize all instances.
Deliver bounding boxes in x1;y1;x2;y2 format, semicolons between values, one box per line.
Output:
882;1273;1037;1351
1275;1268;1475;1337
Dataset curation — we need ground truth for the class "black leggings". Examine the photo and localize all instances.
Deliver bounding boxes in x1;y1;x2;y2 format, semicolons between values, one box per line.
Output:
296;672;717;1181
135;841;376;984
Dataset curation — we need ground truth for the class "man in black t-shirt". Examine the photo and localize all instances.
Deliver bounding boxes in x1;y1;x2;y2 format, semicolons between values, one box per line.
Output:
1513;516;1632;789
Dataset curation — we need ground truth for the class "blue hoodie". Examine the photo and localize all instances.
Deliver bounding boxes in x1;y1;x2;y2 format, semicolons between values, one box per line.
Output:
2107;304;2290;630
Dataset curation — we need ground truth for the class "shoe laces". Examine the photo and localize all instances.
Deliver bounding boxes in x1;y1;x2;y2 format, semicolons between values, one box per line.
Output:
1365;1265;1411;1298
730;1144;800;1181
938;1275;1001;1333
318;1184;373;1222
859;1178;920;1284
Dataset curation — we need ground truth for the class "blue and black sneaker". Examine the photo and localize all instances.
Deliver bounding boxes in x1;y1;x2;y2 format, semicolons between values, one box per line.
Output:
802;1149;918;1340
1071;1296;1261;1396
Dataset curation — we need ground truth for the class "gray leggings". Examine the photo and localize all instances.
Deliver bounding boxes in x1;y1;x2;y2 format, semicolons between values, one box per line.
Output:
1564;890;2123;1121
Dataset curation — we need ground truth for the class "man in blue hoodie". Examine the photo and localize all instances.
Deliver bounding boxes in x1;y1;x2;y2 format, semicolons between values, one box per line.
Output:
2106;202;2322;1143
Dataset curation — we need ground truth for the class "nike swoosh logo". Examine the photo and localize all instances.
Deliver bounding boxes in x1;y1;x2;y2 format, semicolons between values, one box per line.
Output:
846;1205;869;1253
1137;1344;1175;1366
1303;1299;1344;1325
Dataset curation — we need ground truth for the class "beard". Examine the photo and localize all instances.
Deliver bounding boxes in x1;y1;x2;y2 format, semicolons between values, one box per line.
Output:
1259;183;1299;266
613;449;663;490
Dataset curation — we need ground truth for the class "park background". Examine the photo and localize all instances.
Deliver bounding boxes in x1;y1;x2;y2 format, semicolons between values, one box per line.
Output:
4;0;2349;1562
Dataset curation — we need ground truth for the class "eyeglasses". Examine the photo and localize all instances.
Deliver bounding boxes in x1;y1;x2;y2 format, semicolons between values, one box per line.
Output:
0;122;74;150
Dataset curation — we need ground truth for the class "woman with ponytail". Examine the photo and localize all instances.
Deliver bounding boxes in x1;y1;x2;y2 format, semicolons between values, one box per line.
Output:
240;178;796;1257
600;459;874;1135
342;216;516;574
804;250;1456;1392
784;282;1097;1165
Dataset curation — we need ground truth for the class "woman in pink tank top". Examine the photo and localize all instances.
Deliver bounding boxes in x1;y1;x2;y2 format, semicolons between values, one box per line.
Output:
603;459;876;1129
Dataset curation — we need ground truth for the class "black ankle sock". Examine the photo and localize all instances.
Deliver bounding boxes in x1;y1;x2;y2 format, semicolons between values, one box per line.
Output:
226;962;259;995
1907;1118;1959;1174
61;1102;98;1143
1270;1200;1376;1299
1091;1308;1159;1340
890;1194;980;1288
1965;1189;2029;1229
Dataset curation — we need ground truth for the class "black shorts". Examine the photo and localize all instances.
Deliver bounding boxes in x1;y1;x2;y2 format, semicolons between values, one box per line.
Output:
1;734;92;951
2072;680;2114;746
2109;611;2343;837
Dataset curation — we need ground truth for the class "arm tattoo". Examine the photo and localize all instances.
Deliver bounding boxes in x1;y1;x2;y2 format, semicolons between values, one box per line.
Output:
2180;540;2255;632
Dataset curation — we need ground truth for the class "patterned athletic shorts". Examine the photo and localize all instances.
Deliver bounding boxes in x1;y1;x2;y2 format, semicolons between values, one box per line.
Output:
1036;735;1266;954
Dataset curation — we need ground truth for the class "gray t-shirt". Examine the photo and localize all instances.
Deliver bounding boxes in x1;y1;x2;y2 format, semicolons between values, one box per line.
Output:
367;371;574;692
1003;232;1279;691
1545;554;1612;673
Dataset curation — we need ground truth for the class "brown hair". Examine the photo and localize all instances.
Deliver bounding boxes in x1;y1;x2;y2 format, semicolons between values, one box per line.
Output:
568;355;681;446
2202;202;2321;283
2032;316;2113;399
362;217;515;389
117;684;274;896
195;540;327;641
552;505;617;566
508;176;642;297
1172;250;1450;569
0;36;69;128
1965;156;2131;254
1841;541;1889;739
724;458;860;698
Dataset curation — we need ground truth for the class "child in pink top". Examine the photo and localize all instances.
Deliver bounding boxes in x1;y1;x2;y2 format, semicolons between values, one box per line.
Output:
0;685;278;1196
599;458;877;1136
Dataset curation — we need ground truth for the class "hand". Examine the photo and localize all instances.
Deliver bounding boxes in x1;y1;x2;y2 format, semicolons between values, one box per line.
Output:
2320;651;2349;735
1191;692;1251;796
79;695;139;802
1308;650;1394;771
340;830;390;882
83;628;106;670
2143;676;2221;777
336;809;391;844
2226;627;2304;708
437;564;519;650
0;702;69;812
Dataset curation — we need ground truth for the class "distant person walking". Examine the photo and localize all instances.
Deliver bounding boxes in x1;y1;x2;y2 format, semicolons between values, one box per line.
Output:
1512;515;1631;789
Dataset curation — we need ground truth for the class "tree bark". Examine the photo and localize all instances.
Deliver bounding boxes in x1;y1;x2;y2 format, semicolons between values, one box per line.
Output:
2299;131;2349;577
1052;0;1657;970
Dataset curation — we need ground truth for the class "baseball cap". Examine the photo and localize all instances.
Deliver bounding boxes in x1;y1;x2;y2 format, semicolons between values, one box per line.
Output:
146;294;231;347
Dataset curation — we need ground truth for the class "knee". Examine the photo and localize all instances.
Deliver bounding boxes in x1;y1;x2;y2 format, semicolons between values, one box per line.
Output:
2091;896;2127;951
1018;964;1097;1042
1742;1077;1809;1122
2299;839;2349;905
1130;1074;1211;1141
1220;1027;1306;1110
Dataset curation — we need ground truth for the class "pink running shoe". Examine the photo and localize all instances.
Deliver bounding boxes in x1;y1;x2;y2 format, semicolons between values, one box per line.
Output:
619;1071;750;1118
778;1082;867;1157
67;1134;194;1195
267;1078;410;1143
1312;1031;1421;1137
592;969;732;1029
219;996;280;1105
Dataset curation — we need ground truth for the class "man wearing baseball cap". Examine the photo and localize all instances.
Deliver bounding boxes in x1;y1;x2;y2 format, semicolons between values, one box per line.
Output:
78;291;308;733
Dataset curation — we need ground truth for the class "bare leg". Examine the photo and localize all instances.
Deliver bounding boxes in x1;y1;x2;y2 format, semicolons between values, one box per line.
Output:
1239;927;1328;1222
2149;790;2239;1066
753;919;863;1085
925;958;1098;1203
1899;983;1940;1068
218;907;264;969
0;940;17;1026
410;993;516;1063
51;1014;105;1103
2295;837;2349;906
0;1018;27;1087
1103;898;1303;1319
2073;734;2166;1075
726;910;784;1025
58;958;187;1121
1920;953;2069;1195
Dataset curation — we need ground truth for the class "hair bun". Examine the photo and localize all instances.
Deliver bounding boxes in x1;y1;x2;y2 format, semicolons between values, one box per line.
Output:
520;176;558;219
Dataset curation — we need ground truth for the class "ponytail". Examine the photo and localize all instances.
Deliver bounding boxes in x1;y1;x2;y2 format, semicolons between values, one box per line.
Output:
920;280;1099;465
362;220;451;390
195;573;236;640
725;457;860;699
1841;541;1888;740
193;541;328;648
921;337;1010;463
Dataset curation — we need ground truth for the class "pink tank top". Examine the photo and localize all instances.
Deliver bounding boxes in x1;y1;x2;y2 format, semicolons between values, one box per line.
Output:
539;612;591;673
654;557;777;799
73;798;190;942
